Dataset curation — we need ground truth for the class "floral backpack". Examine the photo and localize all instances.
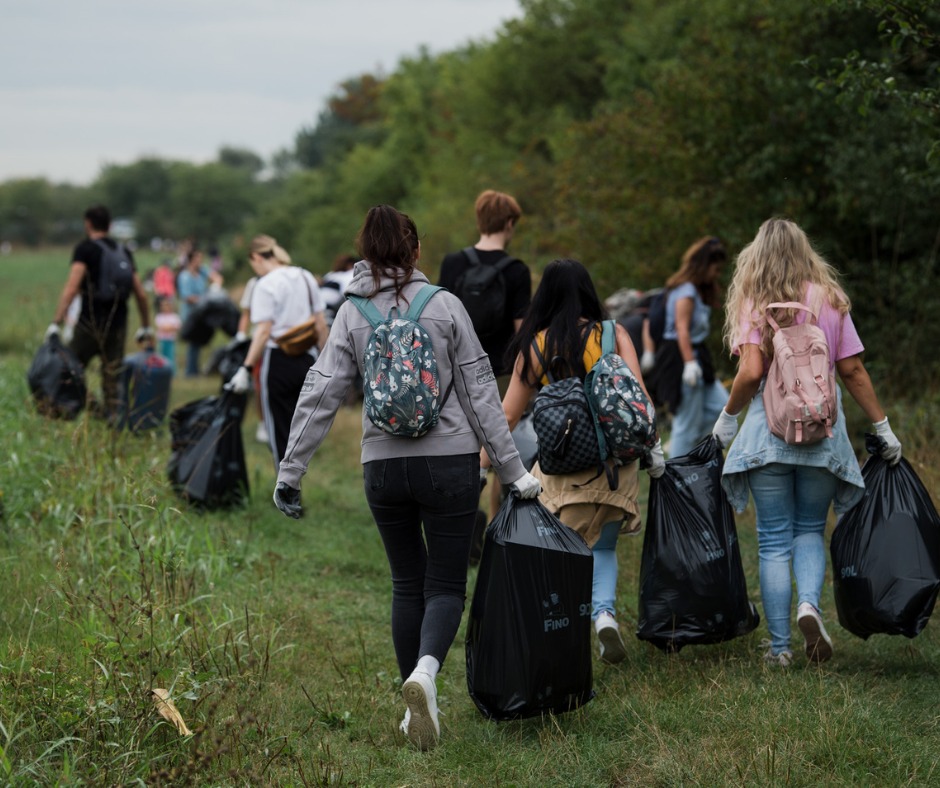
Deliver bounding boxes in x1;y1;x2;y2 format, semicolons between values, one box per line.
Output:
347;285;449;438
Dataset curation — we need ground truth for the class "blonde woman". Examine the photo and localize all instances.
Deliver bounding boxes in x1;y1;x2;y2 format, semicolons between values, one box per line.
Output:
227;235;328;465
712;218;901;667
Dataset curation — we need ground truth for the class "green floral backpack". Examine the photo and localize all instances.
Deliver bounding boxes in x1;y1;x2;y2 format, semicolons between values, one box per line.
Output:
347;285;449;438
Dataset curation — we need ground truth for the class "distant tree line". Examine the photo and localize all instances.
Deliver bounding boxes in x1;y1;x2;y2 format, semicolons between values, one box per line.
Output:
1;0;937;389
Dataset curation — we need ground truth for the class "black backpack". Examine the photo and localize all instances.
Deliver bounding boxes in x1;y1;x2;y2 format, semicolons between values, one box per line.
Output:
647;289;668;346
92;239;135;303
454;247;517;340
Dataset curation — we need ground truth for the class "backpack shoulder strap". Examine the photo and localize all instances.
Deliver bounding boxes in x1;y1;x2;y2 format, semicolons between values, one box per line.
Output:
600;319;617;356
531;338;555;384
462;246;481;266
492;254;518;273
403;284;443;321
346;294;384;328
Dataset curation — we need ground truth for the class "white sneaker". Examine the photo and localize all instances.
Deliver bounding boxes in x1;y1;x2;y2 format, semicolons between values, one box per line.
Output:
401;670;440;750
255;422;269;444
762;645;794;668
797;602;833;663
595;612;627;665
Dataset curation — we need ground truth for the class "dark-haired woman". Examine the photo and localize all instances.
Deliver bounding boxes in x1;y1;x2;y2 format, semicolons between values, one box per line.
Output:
273;206;539;750
649;236;729;457
483;258;665;664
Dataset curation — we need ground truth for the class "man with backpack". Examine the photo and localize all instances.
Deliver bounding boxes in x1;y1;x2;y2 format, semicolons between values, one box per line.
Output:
438;190;532;520
46;204;151;421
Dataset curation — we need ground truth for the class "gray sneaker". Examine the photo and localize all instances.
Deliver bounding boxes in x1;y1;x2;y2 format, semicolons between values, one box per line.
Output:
595;613;627;664
797;602;833;663
762;643;794;668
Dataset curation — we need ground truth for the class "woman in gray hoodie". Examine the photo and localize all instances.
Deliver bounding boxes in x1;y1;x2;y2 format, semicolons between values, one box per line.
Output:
273;205;540;750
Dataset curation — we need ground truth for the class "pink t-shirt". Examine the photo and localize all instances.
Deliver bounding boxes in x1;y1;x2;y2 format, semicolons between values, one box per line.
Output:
155;311;182;341
733;283;864;370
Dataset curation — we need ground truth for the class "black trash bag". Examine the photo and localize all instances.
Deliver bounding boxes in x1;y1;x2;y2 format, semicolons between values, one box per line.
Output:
180;294;241;347
167;391;249;508
27;335;86;419
204;337;250;383
466;494;594;721
830;435;940;639
637;436;760;652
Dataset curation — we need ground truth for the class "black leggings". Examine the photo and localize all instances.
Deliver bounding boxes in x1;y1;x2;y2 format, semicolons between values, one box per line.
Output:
363;453;480;680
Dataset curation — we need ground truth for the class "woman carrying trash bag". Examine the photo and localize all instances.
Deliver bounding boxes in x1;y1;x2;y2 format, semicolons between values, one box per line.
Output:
712;217;902;667
272;205;539;751
482;258;666;664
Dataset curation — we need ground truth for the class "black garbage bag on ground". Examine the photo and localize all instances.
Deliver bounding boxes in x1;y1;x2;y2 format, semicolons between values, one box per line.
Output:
27;335;86;419
204;337;250;384
180;294;241;347
830;435;940;639
466;494;594;721
167;391;249;508
637;436;760;652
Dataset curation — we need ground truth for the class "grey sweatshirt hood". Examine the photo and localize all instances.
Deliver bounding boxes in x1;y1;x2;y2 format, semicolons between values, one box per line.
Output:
344;260;430;300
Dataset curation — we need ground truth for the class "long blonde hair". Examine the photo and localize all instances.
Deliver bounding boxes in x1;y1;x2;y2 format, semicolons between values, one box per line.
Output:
249;234;292;265
723;218;850;356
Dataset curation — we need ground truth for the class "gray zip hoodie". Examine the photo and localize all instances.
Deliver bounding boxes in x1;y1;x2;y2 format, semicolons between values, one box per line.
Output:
277;261;526;489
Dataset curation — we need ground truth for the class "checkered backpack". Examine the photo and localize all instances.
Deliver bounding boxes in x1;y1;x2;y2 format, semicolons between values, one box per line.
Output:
532;321;657;488
347;285;449;438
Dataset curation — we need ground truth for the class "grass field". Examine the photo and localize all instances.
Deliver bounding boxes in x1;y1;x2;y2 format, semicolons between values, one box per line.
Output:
1;248;940;786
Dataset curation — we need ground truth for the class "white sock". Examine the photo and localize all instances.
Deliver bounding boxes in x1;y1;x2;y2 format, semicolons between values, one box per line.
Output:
415;655;440;679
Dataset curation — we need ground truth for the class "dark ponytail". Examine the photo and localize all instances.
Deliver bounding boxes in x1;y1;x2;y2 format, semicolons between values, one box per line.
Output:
355;205;420;300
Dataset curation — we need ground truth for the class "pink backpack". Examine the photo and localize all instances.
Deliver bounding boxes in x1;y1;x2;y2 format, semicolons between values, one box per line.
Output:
762;291;838;445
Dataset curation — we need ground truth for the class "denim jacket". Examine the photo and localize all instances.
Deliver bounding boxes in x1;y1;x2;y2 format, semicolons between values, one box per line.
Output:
721;382;864;514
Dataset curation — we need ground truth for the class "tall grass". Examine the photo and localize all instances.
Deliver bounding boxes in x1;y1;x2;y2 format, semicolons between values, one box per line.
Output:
1;248;939;785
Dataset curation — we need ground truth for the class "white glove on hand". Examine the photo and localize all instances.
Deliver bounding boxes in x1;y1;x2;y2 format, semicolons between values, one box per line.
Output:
135;327;155;345
235;331;248;343
645;439;666;479
640;350;656;374
510;471;541;499
225;365;252;394
44;323;60;342
479;467;489;488
682;359;703;387
712;409;740;449
873;417;902;465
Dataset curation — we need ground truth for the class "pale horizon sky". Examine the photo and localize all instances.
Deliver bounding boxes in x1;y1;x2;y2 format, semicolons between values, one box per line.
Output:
0;0;521;185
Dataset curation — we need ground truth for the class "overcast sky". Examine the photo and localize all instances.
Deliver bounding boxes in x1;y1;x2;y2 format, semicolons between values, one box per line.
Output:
0;0;521;185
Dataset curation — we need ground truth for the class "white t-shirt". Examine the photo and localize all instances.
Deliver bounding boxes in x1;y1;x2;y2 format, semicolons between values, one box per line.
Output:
250;266;325;349
239;276;258;310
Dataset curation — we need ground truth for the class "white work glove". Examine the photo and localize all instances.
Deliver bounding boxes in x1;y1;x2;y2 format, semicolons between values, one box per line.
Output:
640;350;656;374
135;326;155;345
712;409;740;449
225;365;252;394
510;471;541;499
682;359;703;387
872;417;902;465
44;323;60;342
235;331;248;343
645;439;666;479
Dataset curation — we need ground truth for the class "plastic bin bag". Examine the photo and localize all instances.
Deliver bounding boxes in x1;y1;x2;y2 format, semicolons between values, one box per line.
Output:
204;337;250;384
637;436;759;652
167;392;249;508
180;294;241;347
27;335;86;420
830;436;940;639
466;494;594;721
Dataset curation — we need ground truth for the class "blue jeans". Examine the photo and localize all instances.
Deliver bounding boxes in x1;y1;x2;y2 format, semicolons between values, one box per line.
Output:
748;463;837;654
669;379;728;457
363;454;480;680
591;521;622;619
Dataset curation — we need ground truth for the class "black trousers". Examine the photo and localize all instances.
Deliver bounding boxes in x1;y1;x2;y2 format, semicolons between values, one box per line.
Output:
259;346;315;466
363;453;480;680
70;319;126;416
